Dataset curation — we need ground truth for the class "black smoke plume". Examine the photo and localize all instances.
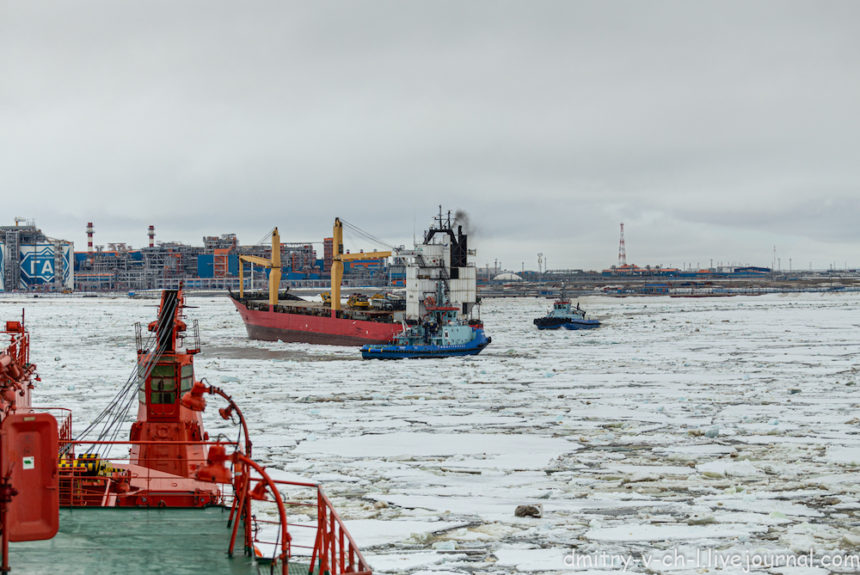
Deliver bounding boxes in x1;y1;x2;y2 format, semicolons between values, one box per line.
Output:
454;209;476;235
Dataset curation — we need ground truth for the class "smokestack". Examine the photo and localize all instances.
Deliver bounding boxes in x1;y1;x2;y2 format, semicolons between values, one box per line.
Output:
86;222;94;253
148;225;155;248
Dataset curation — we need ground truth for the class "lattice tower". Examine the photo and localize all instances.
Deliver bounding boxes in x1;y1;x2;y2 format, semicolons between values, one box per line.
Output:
618;222;627;267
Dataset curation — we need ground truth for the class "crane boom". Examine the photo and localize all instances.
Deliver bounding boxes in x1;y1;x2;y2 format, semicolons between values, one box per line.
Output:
238;227;281;306
340;251;391;261
239;255;274;268
330;218;391;315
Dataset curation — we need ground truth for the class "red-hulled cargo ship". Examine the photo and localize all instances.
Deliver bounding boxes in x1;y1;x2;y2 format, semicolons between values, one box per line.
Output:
2;289;372;574
229;218;406;346
231;210;480;347
230;295;403;345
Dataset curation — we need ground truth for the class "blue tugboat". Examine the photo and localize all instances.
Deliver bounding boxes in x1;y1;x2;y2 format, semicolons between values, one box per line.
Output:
534;287;600;330
361;284;491;359
361;208;490;359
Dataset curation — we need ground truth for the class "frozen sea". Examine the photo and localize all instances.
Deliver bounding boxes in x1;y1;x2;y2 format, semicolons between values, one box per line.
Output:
3;293;860;574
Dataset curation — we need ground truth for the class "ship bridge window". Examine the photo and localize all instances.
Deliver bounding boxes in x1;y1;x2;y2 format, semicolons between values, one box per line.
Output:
180;365;194;393
149;364;177;405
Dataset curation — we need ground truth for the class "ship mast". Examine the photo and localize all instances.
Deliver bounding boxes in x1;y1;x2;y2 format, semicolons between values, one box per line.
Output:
129;287;206;478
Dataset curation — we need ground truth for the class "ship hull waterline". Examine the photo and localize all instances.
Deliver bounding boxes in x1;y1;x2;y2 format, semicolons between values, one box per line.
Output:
534;318;601;330
561;320;601;330
231;295;403;346
361;332;492;360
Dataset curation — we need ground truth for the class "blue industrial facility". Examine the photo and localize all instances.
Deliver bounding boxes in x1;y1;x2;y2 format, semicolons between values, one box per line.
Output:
1;222;74;292
65;225;394;292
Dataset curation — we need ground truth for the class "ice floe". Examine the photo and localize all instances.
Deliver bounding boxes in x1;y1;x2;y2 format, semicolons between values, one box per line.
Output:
5;292;859;574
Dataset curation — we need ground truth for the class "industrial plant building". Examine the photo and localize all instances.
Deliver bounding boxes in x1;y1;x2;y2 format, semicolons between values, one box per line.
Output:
0;220;74;292
0;222;388;293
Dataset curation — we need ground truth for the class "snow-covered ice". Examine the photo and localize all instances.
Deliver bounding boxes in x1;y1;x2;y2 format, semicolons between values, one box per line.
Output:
3;292;859;574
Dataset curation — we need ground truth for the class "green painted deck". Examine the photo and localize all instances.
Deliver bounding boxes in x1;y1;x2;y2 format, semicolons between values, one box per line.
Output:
10;507;316;575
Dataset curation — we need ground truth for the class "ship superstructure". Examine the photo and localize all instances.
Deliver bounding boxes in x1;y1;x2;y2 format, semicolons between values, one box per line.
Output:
129;289;206;478
404;208;479;324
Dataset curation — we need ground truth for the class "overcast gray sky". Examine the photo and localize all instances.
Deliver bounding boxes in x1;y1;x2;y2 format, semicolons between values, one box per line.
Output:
2;1;858;271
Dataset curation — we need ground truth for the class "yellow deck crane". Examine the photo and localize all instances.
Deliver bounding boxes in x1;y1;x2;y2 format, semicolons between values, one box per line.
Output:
330;218;391;318
238;227;282;307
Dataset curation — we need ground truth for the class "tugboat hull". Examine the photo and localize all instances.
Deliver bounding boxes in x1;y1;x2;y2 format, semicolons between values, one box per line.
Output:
361;331;491;359
561;319;601;330
535;317;601;330
534;317;567;330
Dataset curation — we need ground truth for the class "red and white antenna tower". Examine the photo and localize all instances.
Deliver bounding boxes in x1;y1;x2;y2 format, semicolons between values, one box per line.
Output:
148;225;155;248
618;222;627;267
86;222;94;253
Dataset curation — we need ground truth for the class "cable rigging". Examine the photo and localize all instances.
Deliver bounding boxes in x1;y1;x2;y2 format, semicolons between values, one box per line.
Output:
339;218;396;251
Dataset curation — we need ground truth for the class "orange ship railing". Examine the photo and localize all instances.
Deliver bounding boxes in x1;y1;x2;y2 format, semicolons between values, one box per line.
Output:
235;476;372;575
57;440;372;575
314;487;372;575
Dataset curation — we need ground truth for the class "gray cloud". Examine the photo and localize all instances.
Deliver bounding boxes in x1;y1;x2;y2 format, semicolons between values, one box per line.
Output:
2;0;858;270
